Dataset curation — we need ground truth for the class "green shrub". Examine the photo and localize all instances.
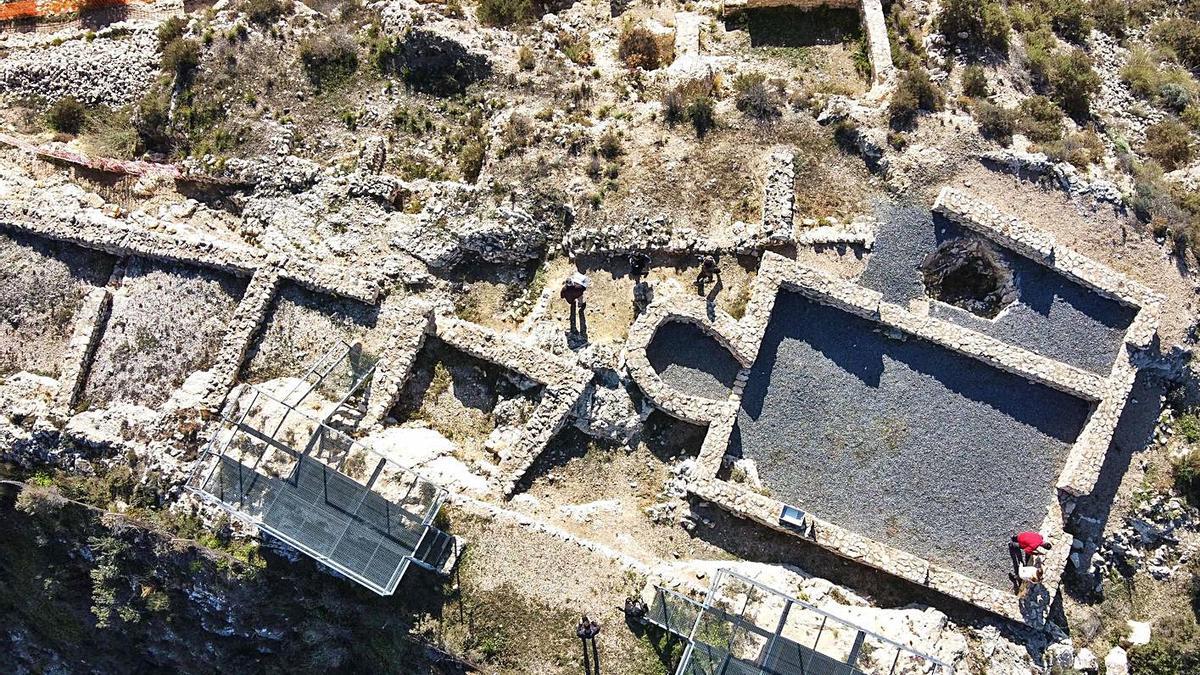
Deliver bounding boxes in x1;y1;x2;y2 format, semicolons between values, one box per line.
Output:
241;0;291;24
1122;46;1162;99
1186;106;1200;133
299;33;358;88
1161;82;1194;113
1129;637;1200;675
618;22;660;70
961;64;989;98
889;68;945;128
1153;18;1200;70
458;138;486;182
1050;48;1101;119
733;72;780;120
1144;119;1194;171
973;101;1016;144
688;96;715;138
46;97;87;134
937;0;1010;51
597;129;622;159
1022;26;1057;88
1038;0;1091;43
156;16;186;50
133;89;174;155
887;4;926;71
1090;0;1128;38
1018;96;1064;143
477;0;531;27
1043;129;1105;169
161;38;201;78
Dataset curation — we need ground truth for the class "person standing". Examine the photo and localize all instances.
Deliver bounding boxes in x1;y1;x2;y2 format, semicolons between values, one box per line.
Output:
696;255;719;292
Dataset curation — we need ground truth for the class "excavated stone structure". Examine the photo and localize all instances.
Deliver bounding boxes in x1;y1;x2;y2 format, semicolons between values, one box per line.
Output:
623;187;1162;626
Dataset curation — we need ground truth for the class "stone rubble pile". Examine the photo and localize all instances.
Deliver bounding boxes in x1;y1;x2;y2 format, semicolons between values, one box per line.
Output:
1085;494;1200;586
981;149;1124;208
0;30;159;107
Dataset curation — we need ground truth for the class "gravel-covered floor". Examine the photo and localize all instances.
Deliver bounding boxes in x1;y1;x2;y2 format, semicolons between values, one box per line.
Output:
859;203;1136;375
646;320;739;400
729;290;1092;589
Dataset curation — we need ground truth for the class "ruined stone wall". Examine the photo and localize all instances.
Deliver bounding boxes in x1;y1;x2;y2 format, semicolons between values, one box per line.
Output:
53;287;110;414
433;316;592;496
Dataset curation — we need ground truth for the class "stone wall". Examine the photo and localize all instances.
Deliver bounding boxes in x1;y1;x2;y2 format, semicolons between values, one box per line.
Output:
53;287;110;414
624;294;751;426
650;199;1160;625
0;211;383;304
433;316;592;496
761;148;795;243
200;268;282;412
361;300;435;429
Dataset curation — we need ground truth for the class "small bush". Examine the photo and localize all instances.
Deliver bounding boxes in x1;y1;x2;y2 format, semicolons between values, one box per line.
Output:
156;16;186;50
733;72;780;120
1043;129;1105;169
477;0;531;27
1090;0;1128;38
46;97;87;134
887;4;926;71
559;34;593;66
1144;119;1194;171
973;101;1016;144
299;33;358;88
961;64;989;98
688;96;715;138
133;89;174;155
517;45;535;71
1161;82;1194;113
1129;637;1200;675
242;0;291;24
1022;26;1056;88
458;138;486;182
1018;95;1064;143
1039;0;1091;43
161;38;201;78
1154;18;1200;70
618;23;660;70
597;129;622;159
1050;48;1101;119
937;0;1010;51
662;88;685;126
1122;46;1161;99
662;75;717;137
889;68;944;128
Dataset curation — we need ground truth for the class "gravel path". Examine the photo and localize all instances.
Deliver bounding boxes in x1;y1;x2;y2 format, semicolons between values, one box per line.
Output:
646;321;739;400
860;203;1135;375
730;291;1092;589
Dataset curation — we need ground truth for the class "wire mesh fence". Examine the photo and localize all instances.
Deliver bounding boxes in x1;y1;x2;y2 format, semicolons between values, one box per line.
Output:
187;342;446;595
673;570;953;675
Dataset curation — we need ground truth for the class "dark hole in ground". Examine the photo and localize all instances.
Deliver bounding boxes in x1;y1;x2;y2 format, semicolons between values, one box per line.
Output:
919;237;1016;319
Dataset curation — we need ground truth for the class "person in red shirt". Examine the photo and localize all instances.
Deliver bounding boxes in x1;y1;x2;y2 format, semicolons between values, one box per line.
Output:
1008;531;1052;592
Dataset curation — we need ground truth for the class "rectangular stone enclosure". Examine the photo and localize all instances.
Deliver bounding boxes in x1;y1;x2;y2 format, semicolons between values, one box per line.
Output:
730;290;1092;589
